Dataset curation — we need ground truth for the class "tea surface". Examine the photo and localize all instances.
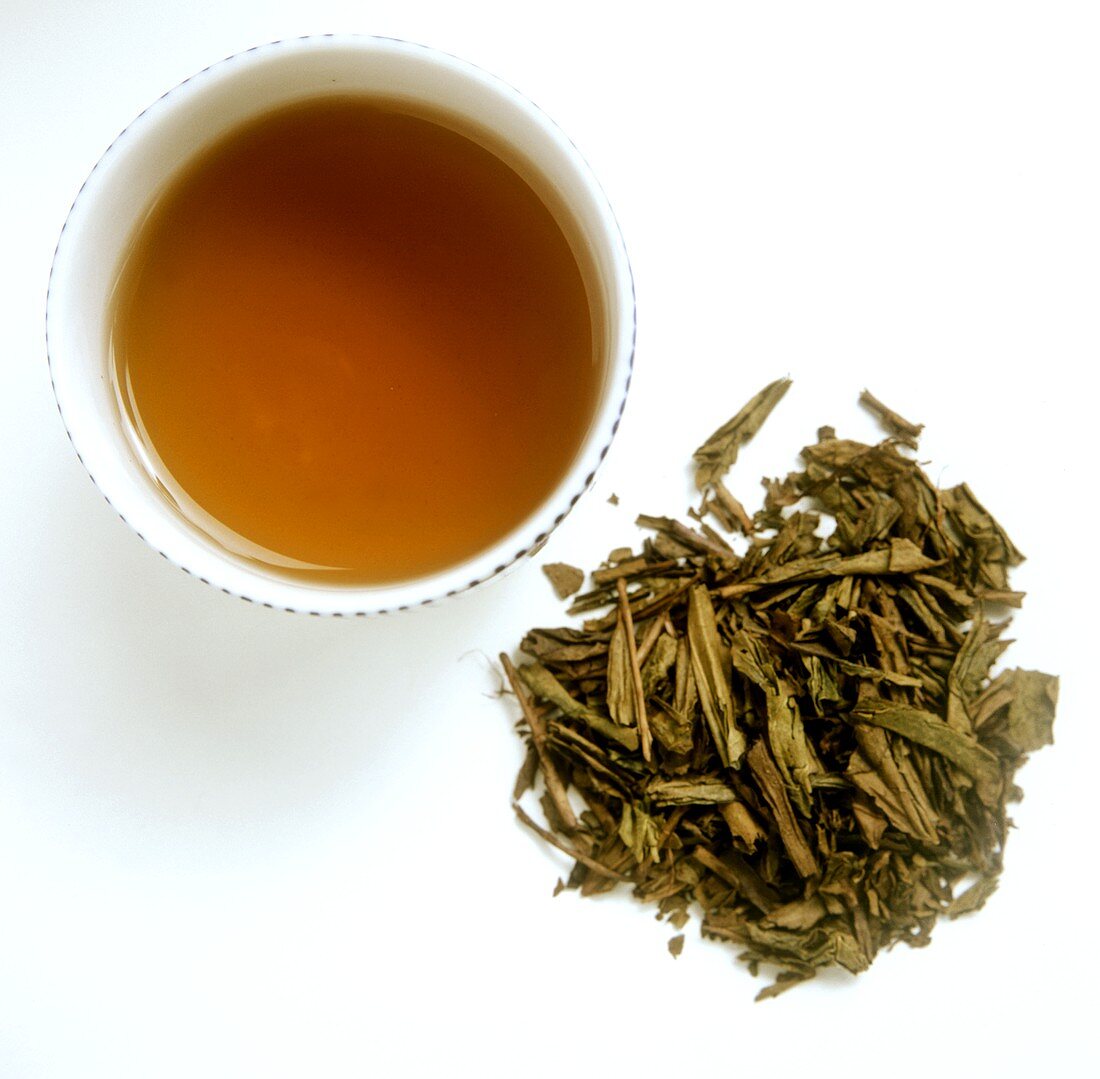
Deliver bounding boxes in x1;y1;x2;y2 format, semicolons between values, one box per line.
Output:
112;96;600;583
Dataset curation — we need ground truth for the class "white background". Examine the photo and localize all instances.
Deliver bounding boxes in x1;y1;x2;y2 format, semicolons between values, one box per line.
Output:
1;2;1097;1076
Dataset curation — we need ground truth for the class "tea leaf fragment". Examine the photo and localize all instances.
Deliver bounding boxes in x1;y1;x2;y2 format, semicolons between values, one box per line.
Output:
1002;669;1058;753
946;874;999;918
858;389;924;447
542;562;585;599
647;777;739;805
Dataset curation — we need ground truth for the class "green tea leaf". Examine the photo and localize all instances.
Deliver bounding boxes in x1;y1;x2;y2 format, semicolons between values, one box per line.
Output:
693;377;792;489
850;697;1002;805
520;662;639;751
647;777;739;805
606;616;637;728
746;740;818;878
688;585;745;767
858;388;924;447
1002;669;1059;754
719;538;940;598
947;875;999;918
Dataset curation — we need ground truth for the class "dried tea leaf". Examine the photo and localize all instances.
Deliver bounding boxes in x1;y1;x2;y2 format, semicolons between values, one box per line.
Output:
502;655;577;833
693;377;791;489
754;971;813;1001
846;727;940;844
850;697;1002;805
649;701;695;756
729;629;818;814
615;579;653;760
606;616;637;728
1001;669;1059;755
692;847;781;913
619;802;661;864
512;741;539;800
542;562;585;599
720;800;766;849
702;479;755;535
851;794;889;849
762;895;828;931
668;934;685;958
520;662;639;751
513;803;626;881
641;632;678;697
688;585;745;768
668;908;691;930
636;515;739;564
746;740;818;878
945;612;1010;732
947;874;999;918
647;777;739;805
719;538;940;598
859;388;924;447
941;483;1025;592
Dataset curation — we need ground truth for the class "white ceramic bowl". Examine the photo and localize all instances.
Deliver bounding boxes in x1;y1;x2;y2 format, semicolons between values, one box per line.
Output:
46;35;634;615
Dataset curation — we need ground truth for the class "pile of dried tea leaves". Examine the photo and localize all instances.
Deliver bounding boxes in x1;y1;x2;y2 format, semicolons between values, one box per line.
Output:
502;380;1058;999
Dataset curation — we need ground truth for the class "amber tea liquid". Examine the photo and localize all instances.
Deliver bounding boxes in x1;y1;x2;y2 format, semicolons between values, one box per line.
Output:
111;97;602;584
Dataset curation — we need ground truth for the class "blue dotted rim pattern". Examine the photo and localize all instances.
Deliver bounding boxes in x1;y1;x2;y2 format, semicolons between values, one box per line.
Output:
45;34;636;617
